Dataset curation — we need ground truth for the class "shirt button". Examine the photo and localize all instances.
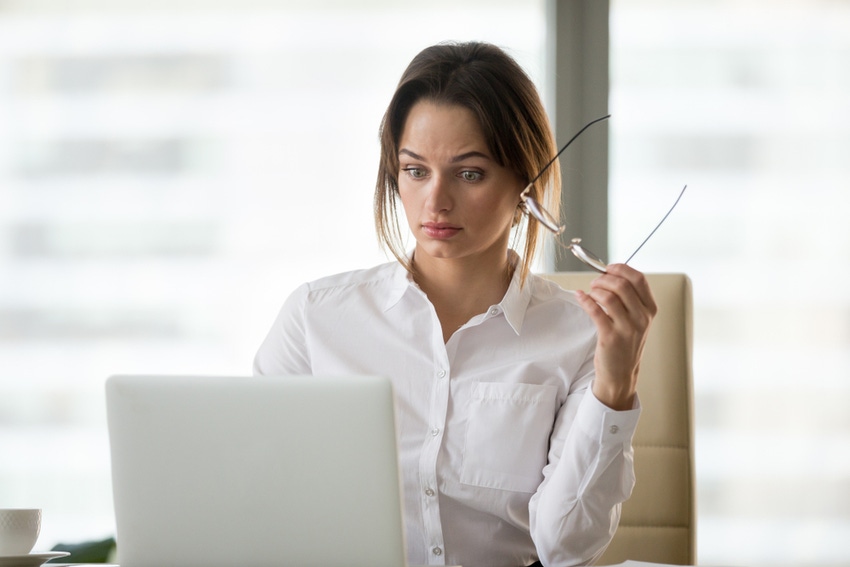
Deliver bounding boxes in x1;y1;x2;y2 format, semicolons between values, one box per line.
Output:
424;488;435;497
432;547;443;556
437;369;446;379
431;427;440;437
609;425;620;434
489;307;499;315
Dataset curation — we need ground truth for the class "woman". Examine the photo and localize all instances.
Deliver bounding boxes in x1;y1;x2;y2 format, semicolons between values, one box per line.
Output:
254;41;656;567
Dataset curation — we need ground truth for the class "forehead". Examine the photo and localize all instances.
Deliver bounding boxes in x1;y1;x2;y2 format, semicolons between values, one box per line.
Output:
399;101;490;157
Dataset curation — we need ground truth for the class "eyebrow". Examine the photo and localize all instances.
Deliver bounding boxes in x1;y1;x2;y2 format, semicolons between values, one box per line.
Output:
399;148;492;163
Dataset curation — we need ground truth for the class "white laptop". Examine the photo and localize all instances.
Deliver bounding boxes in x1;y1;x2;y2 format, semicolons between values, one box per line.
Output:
106;374;407;567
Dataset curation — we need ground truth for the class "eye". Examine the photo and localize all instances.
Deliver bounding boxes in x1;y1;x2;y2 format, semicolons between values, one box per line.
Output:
402;167;428;179
460;170;483;182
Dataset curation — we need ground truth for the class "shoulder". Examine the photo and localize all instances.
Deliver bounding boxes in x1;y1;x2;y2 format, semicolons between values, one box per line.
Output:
523;272;596;335
526;272;583;309
291;261;407;310
303;261;403;294
274;261;406;326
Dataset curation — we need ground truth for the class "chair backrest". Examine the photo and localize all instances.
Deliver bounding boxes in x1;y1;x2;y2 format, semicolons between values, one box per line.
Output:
541;272;695;565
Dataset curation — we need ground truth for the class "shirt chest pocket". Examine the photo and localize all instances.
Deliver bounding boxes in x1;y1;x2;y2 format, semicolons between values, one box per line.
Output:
459;381;559;493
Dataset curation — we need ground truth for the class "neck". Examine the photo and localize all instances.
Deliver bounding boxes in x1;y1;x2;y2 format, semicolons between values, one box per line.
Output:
411;248;514;342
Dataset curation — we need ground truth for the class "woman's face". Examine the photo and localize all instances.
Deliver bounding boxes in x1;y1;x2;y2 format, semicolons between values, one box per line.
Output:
397;101;524;267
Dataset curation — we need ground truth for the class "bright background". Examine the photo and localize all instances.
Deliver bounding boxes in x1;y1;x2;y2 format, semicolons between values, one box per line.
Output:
2;1;849;566
609;2;850;565
0;0;548;552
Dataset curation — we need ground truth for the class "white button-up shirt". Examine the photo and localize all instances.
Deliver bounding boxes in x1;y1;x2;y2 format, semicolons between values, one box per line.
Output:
254;257;640;567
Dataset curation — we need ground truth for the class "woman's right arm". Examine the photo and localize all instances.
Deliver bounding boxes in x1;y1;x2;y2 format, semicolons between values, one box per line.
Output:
252;283;312;376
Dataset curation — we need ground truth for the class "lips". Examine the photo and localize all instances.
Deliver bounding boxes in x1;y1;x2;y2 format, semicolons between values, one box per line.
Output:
421;222;462;240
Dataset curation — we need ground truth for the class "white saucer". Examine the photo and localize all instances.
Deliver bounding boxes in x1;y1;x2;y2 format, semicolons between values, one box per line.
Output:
0;552;70;567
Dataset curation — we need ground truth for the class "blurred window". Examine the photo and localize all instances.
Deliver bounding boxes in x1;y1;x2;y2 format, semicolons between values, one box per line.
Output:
0;1;546;546
609;1;850;565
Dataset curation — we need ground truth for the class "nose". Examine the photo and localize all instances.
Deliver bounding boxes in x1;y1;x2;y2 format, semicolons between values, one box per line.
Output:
424;173;452;213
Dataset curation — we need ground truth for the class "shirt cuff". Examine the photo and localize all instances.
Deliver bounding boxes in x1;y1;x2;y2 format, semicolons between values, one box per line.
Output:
574;388;641;445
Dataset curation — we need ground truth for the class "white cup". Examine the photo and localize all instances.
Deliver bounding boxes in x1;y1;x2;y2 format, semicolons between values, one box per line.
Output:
0;509;42;556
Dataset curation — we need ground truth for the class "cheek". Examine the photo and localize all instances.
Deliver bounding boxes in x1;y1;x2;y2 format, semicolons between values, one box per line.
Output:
476;192;521;223
397;185;421;220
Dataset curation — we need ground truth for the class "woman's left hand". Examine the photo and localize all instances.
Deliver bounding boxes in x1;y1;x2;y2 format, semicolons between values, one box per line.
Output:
575;263;657;411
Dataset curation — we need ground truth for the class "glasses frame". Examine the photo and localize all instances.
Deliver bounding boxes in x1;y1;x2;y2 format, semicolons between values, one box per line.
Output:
566;184;686;273
519;114;611;236
520;115;686;273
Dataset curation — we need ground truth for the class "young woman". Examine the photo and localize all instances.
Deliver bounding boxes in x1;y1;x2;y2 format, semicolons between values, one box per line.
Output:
254;42;656;567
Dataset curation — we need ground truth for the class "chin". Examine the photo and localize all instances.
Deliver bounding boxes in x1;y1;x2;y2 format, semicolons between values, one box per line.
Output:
415;240;467;260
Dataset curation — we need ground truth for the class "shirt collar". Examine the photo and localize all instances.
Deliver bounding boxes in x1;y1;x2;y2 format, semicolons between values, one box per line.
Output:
381;250;534;336
382;259;416;312
498;250;533;336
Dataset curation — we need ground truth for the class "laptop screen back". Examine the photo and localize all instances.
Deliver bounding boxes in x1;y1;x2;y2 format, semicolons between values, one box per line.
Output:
106;374;406;567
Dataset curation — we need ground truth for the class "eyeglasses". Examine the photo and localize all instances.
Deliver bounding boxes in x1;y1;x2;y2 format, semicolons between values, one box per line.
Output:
520;114;611;236
520;115;687;273
566;185;687;272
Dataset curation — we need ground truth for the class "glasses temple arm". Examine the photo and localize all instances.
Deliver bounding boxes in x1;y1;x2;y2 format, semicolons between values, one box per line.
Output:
624;184;688;265
527;114;611;187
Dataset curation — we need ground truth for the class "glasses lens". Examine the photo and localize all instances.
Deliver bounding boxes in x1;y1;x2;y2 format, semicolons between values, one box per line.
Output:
569;238;608;273
522;193;565;235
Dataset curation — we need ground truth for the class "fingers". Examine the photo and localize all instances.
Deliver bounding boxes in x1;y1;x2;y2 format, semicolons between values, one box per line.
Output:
575;264;657;351
602;264;656;309
589;264;657;324
575;265;657;410
575;288;614;332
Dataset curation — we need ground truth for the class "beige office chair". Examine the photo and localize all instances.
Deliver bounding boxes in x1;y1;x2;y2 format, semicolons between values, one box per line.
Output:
541;273;695;565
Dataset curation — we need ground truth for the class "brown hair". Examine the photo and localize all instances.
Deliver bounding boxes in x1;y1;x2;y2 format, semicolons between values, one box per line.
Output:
374;41;560;284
